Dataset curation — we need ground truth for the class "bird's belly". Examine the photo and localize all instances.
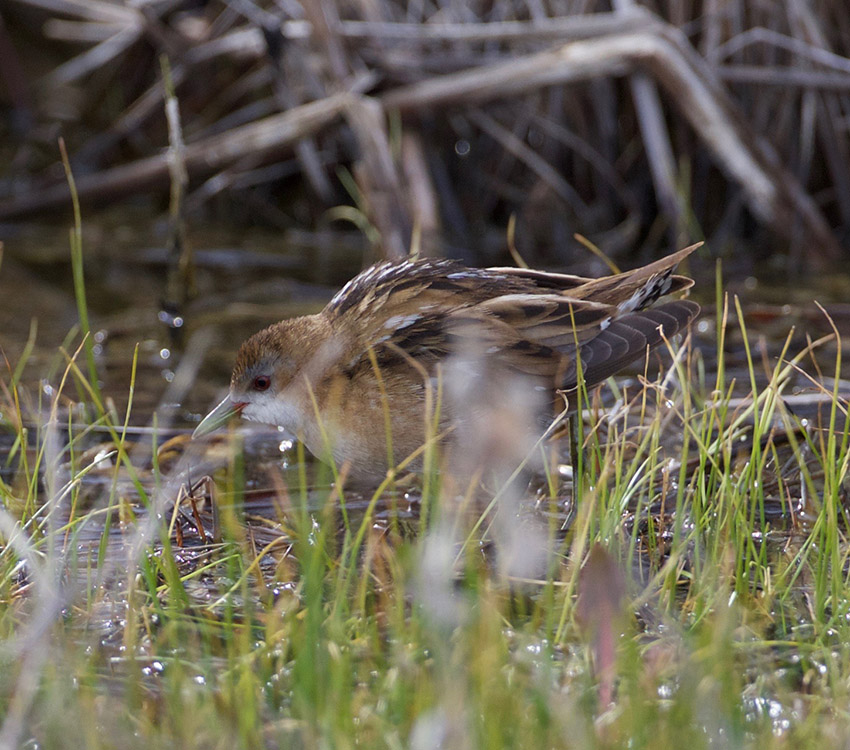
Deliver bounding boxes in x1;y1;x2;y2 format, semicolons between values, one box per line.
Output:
304;369;558;481
308;374;431;480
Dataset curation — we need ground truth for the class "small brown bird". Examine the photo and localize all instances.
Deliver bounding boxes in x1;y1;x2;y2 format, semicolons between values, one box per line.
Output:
195;245;700;481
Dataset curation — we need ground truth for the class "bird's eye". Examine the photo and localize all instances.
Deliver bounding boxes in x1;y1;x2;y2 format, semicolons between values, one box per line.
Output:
252;375;271;392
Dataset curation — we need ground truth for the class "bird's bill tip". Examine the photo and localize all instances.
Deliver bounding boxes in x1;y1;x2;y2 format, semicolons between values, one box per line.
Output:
192;395;244;438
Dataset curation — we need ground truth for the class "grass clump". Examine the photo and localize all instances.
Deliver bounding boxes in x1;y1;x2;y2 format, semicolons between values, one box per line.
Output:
2;244;850;748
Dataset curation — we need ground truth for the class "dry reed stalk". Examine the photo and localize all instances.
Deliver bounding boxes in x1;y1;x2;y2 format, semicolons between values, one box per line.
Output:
2;0;849;267
381;17;840;262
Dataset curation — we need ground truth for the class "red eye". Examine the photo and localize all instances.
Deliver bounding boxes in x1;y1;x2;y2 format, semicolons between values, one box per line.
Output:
252;375;271;392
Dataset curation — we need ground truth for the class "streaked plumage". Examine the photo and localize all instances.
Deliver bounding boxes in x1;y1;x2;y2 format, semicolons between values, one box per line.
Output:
195;245;700;481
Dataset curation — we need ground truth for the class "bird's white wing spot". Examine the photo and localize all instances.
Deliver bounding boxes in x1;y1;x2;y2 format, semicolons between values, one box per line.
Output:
383;314;421;330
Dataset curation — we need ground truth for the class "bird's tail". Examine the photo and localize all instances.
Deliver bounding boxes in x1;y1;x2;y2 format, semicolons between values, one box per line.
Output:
568;242;701;313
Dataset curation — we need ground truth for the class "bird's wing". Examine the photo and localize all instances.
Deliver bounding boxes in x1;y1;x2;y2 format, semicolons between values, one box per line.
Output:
341;310;561;381
472;293;615;350
559;300;700;390
327;247;700;386
488;243;700;303
326;259;542;367
465;294;699;387
560;243;699;309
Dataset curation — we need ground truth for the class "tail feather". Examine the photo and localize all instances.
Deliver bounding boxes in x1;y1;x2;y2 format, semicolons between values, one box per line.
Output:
568;243;700;310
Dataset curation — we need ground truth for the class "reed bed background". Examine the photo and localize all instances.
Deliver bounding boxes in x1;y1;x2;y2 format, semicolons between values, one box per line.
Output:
2;0;850;269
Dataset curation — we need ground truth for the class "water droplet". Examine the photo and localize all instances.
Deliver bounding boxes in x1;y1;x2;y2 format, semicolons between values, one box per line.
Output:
158;310;185;328
454;139;470;156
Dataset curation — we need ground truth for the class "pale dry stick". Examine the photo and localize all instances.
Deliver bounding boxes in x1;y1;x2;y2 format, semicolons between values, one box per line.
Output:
328;9;653;44
796;82;817;270
43;19;125;43
45;7;259;96
44;25;144;85
700;0;725;62
32;0;184;84
400;131;442;257
11;3;840;261
164;65;187;216
718;66;850;92
344;96;412;260
349;0;388;24
73;67;189;167
713;26;850;75
158;11;652;66
303;0;415;261
23;0;188;85
299;0;349;82
184;26;267;66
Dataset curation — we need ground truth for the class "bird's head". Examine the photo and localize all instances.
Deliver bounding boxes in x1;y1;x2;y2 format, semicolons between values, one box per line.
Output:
193;322;306;437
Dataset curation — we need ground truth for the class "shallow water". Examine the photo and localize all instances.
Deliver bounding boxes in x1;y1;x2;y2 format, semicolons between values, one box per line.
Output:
3;212;850;611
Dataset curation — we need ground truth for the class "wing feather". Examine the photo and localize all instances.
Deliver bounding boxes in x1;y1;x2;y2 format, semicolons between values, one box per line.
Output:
560;300;699;389
325;250;700;390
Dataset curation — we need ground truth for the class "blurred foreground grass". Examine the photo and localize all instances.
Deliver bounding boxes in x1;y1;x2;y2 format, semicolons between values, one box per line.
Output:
2;271;850;749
